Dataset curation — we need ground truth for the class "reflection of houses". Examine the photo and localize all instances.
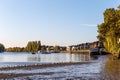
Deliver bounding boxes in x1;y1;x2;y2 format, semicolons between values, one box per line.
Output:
67;41;104;51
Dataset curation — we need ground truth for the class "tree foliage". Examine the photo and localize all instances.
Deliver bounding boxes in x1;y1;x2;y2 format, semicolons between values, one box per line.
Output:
0;43;5;52
97;5;120;54
54;45;60;52
6;47;24;52
25;41;41;52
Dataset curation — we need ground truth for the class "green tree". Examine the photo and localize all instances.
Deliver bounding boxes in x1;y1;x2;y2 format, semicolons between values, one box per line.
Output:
6;47;25;52
97;5;120;57
25;41;32;52
25;40;41;52
37;41;41;51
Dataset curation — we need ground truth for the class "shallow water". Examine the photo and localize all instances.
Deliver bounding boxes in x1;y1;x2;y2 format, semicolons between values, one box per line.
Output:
0;55;107;80
0;53;119;80
0;52;90;67
2;52;119;80
0;52;90;62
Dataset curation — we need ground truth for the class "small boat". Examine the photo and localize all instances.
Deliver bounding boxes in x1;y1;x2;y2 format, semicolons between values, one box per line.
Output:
49;51;59;53
32;52;36;54
90;48;99;55
90;48;107;55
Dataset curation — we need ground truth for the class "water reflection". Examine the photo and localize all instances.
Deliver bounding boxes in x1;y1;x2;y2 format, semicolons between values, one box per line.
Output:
90;55;99;60
0;52;90;63
66;53;90;62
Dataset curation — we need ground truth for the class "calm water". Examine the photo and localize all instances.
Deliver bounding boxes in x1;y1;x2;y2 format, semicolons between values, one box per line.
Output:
0;52;90;63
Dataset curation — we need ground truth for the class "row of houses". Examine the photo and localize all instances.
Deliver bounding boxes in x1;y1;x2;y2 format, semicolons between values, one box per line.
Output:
40;41;104;53
40;45;66;53
67;41;104;51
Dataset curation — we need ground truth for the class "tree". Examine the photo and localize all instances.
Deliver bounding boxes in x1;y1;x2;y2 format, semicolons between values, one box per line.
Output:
6;47;25;52
0;43;5;52
97;5;120;57
37;41;41;51
25;40;41;52
54;45;60;52
25;41;32;52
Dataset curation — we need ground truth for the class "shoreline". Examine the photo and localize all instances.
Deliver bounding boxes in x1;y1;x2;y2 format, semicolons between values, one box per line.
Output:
0;62;92;79
0;62;91;71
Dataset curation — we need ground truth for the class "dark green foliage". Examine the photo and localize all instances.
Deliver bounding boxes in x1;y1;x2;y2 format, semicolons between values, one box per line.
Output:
97;5;120;54
0;43;5;52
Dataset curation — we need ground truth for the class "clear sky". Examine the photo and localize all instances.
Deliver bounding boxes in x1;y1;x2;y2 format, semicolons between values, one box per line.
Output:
0;0;120;48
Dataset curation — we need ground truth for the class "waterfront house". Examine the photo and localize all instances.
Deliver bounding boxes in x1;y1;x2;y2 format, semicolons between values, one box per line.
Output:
68;41;104;52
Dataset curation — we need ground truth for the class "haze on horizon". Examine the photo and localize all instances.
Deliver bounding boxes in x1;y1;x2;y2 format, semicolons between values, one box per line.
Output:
0;0;120;48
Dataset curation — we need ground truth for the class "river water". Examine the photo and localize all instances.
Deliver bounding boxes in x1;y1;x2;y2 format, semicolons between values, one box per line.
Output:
0;52;120;80
0;52;90;63
0;53;107;80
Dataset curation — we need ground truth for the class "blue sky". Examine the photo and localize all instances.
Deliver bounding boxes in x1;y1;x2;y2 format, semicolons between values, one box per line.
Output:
0;0;120;48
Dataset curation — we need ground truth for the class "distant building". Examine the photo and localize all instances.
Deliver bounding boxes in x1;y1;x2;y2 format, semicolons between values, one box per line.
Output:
60;46;67;51
67;41;104;51
46;46;54;52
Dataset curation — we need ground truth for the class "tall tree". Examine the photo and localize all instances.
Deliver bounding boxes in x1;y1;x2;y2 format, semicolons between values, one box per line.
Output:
25;41;41;52
37;41;41;51
97;5;120;56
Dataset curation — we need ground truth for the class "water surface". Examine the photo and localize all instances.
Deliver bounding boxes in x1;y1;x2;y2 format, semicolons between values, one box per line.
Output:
0;52;90;63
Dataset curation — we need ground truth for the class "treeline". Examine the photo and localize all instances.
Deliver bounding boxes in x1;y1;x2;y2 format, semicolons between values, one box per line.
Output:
6;47;25;52
7;41;41;52
6;41;66;53
97;5;120;56
0;43;5;52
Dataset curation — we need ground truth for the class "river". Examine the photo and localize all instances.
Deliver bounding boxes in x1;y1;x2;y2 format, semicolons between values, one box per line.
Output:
0;52;119;80
0;52;90;67
0;52;90;62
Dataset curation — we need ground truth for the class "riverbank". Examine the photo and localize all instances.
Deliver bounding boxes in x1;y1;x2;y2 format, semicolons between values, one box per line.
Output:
0;62;90;71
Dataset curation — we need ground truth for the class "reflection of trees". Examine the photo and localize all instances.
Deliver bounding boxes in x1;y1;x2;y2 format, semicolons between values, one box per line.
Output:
101;59;120;80
27;56;41;62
